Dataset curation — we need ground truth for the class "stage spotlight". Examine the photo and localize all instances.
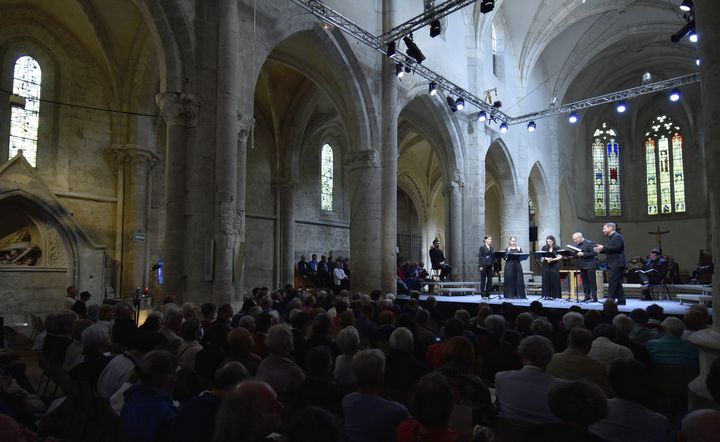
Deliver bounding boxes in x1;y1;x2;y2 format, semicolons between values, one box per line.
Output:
669;88;681;102
403;34;426;64
689;30;698;43
396;64;404;78
527;121;536;132
696;56;701;66
447;96;458;112
679;0;693;12
387;41;397;58
616;101;627;113
499;122;508;133
493;100;502;109
405;65;412;73
455;97;465;110
430;19;441;38
568;112;579;124
671;20;695;43
480;0;494;14
429;81;437;96
477;111;487;122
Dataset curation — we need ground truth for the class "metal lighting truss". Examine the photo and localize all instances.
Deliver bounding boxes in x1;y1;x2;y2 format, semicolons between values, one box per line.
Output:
376;0;481;47
510;73;700;125
288;0;699;125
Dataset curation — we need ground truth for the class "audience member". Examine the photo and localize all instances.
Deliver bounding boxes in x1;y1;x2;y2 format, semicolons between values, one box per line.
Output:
396;373;459;442
195;323;231;389
647;317;699;368
629;308;661;345
71;291;92;319
282;406;341;442
611;313;651;367
587;324;633;371
224;326;262;375
342;349;410;442
679;409;720;442
294;347;343;416
256;324;305;405
590;360;674;442
334;325;359;389
494;335;560;425
68;323;113;387
177;318;203;371
63;318;94;370
546;328;612;395
112;302;138;351
213;380;283;442
159;306;183;354
385;327;427;392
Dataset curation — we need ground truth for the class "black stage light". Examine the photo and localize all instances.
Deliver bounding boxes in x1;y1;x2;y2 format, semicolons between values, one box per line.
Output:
679;0;694;12
387;41;397;58
671;19;695;43
480;0;494;14
477;111;487;122
493;100;502;109
429;81;437;96
430;19;441;38
455;97;465;110
396;63;404;78
447;96;458;112
403;34;426;64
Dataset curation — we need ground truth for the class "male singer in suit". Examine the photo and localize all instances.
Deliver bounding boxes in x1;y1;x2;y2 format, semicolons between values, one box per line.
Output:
429;239;452;280
478;236;495;297
572;232;598;302
594;223;626;305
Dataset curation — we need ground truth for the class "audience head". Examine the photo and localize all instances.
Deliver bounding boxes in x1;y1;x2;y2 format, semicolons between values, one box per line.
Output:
593;323;615;340
79;291;92;302
335;326;360;356
132;331;168;353
661;316;685;337
443;318;465;339
411;373;455;430
389;327;414;353
415;309;430;326
484;314;506;336
679;409;720;442
217;303;234;321
529;301;544;315
238;315;256;332
137;350;177;392
608;359;652;403
352;349;385;391
646;303;664;321
212;361;249;393
602;299;618;318
517;335;554;369
568;328;594;354
442;336;475;371
71;318;94;341
200;302;218;322
611;313;634;338
548;380;608;428
683;309;707;332
98;304;114;321
453;309;471;326
266;324;294;356
255;312;274;333
584;310;602;332
81;323;111;352
181;302;198;320
529;318;553;339
114;301;135;320
86;304;100;321
630;308;649;325
227;327;255;355
205;322;232;347
180;318;202;342
515;312;533;334
214;381;282;442
311;312;332;337
338;310;355;329
283;406;340;442
304;346;333;379
562;312;584;331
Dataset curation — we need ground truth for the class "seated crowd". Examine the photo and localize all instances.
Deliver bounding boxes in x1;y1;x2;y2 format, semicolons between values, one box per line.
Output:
1;288;719;442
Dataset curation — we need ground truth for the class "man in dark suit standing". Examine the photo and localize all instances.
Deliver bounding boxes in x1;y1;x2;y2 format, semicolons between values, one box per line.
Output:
478;236;495;297
594;223;626;305
572;232;598;302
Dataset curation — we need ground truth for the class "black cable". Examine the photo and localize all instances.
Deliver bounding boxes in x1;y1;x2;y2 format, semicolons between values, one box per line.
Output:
0;87;161;118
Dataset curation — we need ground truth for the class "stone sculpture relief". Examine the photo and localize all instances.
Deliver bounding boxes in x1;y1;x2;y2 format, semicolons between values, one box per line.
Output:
0;227;41;266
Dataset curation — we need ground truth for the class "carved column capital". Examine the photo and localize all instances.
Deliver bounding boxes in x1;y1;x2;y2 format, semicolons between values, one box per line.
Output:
345;150;379;172
238;114;256;143
110;144;160;170
155;92;201;127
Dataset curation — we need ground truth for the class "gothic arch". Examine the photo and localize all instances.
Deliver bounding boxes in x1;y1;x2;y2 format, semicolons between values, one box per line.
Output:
485;138;519;197
529;161;553;242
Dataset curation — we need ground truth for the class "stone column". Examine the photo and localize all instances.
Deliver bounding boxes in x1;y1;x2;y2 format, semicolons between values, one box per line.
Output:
156;92;200;297
347;150;382;293
213;0;241;305
501;189;530;269
274;179;297;286
381;0;399;294
111;145;158;297
688;0;720;409
233;117;254;298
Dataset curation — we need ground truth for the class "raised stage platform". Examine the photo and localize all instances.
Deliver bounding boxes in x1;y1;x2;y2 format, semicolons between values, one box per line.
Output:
398;293;713;317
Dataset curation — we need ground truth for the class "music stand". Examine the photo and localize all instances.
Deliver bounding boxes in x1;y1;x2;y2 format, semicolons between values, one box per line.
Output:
556;249;581;302
486;251;509;299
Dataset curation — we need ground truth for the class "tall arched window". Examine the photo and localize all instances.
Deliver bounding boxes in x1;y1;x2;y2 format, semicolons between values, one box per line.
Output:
592;123;621;216
321;144;333;211
644;115;685;215
9;56;42;167
491;23;497;55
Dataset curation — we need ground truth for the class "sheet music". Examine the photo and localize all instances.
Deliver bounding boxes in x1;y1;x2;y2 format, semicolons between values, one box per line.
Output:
565;244;581;252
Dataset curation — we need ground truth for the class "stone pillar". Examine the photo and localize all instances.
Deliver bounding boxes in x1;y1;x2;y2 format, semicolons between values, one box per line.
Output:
213;0;241;305
381;0;399;294
449;177;464;281
501;189;530;269
688;0;720;409
235;117;254;297
111;145;158;297
347;150;382;293
274;179;297;286
156;92;200;297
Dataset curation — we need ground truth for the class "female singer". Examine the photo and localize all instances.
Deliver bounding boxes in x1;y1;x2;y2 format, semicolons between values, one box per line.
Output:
541;235;563;299
503;236;526;299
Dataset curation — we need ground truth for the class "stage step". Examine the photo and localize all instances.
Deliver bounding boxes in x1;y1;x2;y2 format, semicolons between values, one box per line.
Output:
439;287;475;296
677;294;713;306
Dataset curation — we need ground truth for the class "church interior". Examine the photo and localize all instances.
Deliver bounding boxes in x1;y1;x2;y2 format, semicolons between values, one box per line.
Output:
1;0;720;440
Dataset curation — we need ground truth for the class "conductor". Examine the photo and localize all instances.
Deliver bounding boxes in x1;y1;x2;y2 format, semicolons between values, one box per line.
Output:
430;238;452;280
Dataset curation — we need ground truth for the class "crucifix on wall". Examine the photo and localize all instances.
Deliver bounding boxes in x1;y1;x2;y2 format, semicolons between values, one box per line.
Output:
648;225;670;253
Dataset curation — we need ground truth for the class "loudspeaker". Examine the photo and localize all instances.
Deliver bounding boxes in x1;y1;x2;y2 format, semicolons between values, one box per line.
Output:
529;227;538;242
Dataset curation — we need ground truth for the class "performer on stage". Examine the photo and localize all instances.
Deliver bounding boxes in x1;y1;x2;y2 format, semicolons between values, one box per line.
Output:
429;238;452;280
478;236;494;297
572;232;598;302
637;249;668;300
540;235;562;299
503;236;526;299
594;223;626;305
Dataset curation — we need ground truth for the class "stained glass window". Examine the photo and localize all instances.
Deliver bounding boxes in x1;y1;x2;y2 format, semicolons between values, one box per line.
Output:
321;144;333;211
644;115;685;215
592;123;621;216
9;56;41;167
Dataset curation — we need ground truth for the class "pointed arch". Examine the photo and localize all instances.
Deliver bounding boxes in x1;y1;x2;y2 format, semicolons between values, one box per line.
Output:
485;138;518;197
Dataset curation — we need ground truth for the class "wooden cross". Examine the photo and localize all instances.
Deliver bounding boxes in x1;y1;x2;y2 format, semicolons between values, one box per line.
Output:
648;225;670;253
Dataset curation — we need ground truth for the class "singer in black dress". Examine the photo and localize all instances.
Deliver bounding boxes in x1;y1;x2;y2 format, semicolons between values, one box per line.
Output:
541;235;563;299
503;236;526;299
